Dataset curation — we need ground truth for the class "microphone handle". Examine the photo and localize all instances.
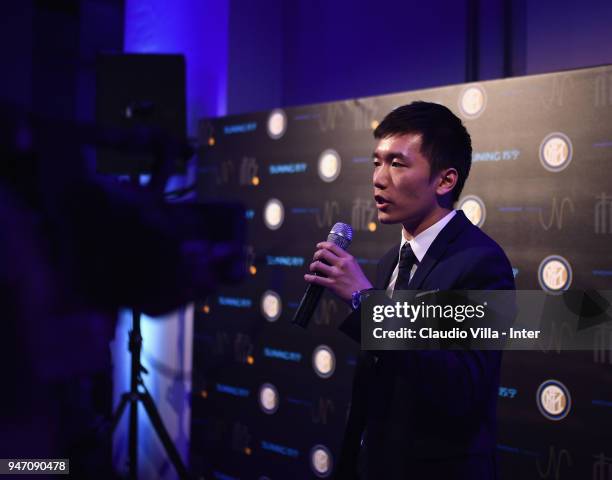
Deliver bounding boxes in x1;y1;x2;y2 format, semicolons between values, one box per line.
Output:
292;282;326;328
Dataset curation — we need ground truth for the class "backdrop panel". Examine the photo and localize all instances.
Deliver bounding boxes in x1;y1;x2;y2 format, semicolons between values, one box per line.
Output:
192;65;612;480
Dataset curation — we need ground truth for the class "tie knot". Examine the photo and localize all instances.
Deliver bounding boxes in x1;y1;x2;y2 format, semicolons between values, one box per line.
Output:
399;242;417;269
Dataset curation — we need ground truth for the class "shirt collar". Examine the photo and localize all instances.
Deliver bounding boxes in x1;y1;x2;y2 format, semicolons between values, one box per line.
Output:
400;210;457;262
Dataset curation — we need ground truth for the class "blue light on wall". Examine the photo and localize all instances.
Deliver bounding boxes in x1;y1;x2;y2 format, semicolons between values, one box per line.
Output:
124;0;230;132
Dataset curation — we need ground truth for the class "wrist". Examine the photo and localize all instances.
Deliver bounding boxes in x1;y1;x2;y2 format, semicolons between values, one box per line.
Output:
351;286;375;310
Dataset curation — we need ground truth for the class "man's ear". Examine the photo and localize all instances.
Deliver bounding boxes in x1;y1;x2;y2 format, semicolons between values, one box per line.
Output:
435;168;458;197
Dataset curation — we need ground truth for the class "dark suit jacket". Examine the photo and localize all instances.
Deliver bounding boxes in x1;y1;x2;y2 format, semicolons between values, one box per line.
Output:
335;210;515;480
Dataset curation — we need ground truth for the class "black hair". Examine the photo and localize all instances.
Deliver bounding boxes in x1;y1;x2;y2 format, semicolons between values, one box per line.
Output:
373;101;472;204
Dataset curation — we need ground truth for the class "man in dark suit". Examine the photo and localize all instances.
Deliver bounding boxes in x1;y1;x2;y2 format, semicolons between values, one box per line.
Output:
304;101;515;479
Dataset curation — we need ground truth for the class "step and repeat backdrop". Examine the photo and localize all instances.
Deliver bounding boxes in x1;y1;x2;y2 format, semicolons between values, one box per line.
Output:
191;65;612;480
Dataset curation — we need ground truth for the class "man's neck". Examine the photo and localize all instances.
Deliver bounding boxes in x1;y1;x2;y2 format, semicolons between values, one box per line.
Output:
402;207;452;241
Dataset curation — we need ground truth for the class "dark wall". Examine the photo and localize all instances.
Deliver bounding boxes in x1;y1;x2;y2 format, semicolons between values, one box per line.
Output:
527;0;612;74
0;2;34;109
227;0;468;114
32;0;81;120
227;0;612;115
0;0;124;121
280;0;467;107
227;0;282;115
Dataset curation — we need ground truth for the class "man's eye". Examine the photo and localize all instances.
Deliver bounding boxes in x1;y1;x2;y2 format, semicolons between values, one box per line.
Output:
372;161;380;167
391;161;404;168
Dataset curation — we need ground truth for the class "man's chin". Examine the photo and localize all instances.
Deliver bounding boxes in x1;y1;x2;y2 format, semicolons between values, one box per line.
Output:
377;213;399;225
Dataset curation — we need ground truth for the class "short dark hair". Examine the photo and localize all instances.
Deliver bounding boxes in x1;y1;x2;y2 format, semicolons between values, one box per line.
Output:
373;101;472;203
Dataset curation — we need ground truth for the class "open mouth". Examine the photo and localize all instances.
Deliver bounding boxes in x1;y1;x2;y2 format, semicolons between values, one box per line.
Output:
374;194;391;207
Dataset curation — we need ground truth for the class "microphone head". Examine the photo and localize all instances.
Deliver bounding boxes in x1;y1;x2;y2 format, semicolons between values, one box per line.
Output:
327;222;353;250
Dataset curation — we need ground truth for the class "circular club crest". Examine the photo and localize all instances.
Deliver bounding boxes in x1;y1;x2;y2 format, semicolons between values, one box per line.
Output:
312;345;336;379
458;195;486;228
538;255;572;293
259;383;279;415
318;149;342;183
263;198;284;230
536;380;571;421
310;444;333;478
267;109;287;140
539;132;573;172
458;84;487;119
260;290;282;322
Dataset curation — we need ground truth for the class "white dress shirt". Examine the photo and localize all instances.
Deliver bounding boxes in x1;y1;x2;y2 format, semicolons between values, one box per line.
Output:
385;210;457;295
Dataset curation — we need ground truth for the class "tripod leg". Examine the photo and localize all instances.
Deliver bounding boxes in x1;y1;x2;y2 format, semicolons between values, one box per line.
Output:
139;390;192;480
129;392;138;480
110;393;130;433
128;310;143;480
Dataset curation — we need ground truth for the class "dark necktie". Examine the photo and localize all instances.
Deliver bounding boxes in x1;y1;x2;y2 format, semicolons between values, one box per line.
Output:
395;242;418;291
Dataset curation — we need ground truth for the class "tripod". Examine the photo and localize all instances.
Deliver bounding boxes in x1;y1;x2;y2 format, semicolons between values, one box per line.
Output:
110;309;192;480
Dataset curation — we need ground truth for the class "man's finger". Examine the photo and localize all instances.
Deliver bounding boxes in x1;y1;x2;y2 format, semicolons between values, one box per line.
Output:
313;248;340;266
309;260;335;276
304;273;334;287
317;241;349;258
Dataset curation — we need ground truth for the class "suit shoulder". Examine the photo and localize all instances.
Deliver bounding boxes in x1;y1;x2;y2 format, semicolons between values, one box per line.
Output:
450;224;515;289
453;222;509;259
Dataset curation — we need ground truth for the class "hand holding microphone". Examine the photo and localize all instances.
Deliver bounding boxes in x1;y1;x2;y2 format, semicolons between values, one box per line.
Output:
292;223;373;328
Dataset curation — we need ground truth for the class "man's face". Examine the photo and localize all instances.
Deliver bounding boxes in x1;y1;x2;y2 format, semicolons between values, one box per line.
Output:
372;133;440;227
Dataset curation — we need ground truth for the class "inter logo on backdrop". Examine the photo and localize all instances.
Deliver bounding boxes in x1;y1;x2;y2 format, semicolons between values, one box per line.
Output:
538;255;572;293
310;444;333;478
260;290;282;322
263;198;284;230
312;345;336;379
267;109;287;140
539;132;573;172
259;383;280;414
458;195;486;227
536;380;571;421
458;84;487;119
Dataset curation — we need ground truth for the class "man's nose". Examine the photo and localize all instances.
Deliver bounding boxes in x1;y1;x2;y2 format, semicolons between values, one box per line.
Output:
373;164;389;189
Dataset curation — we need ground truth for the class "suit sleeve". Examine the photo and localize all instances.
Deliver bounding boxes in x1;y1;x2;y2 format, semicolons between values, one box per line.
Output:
338;245;396;343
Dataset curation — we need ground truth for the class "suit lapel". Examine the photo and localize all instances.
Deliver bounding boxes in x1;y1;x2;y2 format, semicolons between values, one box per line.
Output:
407;210;472;290
376;244;400;289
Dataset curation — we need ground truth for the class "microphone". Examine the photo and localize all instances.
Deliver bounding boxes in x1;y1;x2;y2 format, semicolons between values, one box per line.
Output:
292;222;353;328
